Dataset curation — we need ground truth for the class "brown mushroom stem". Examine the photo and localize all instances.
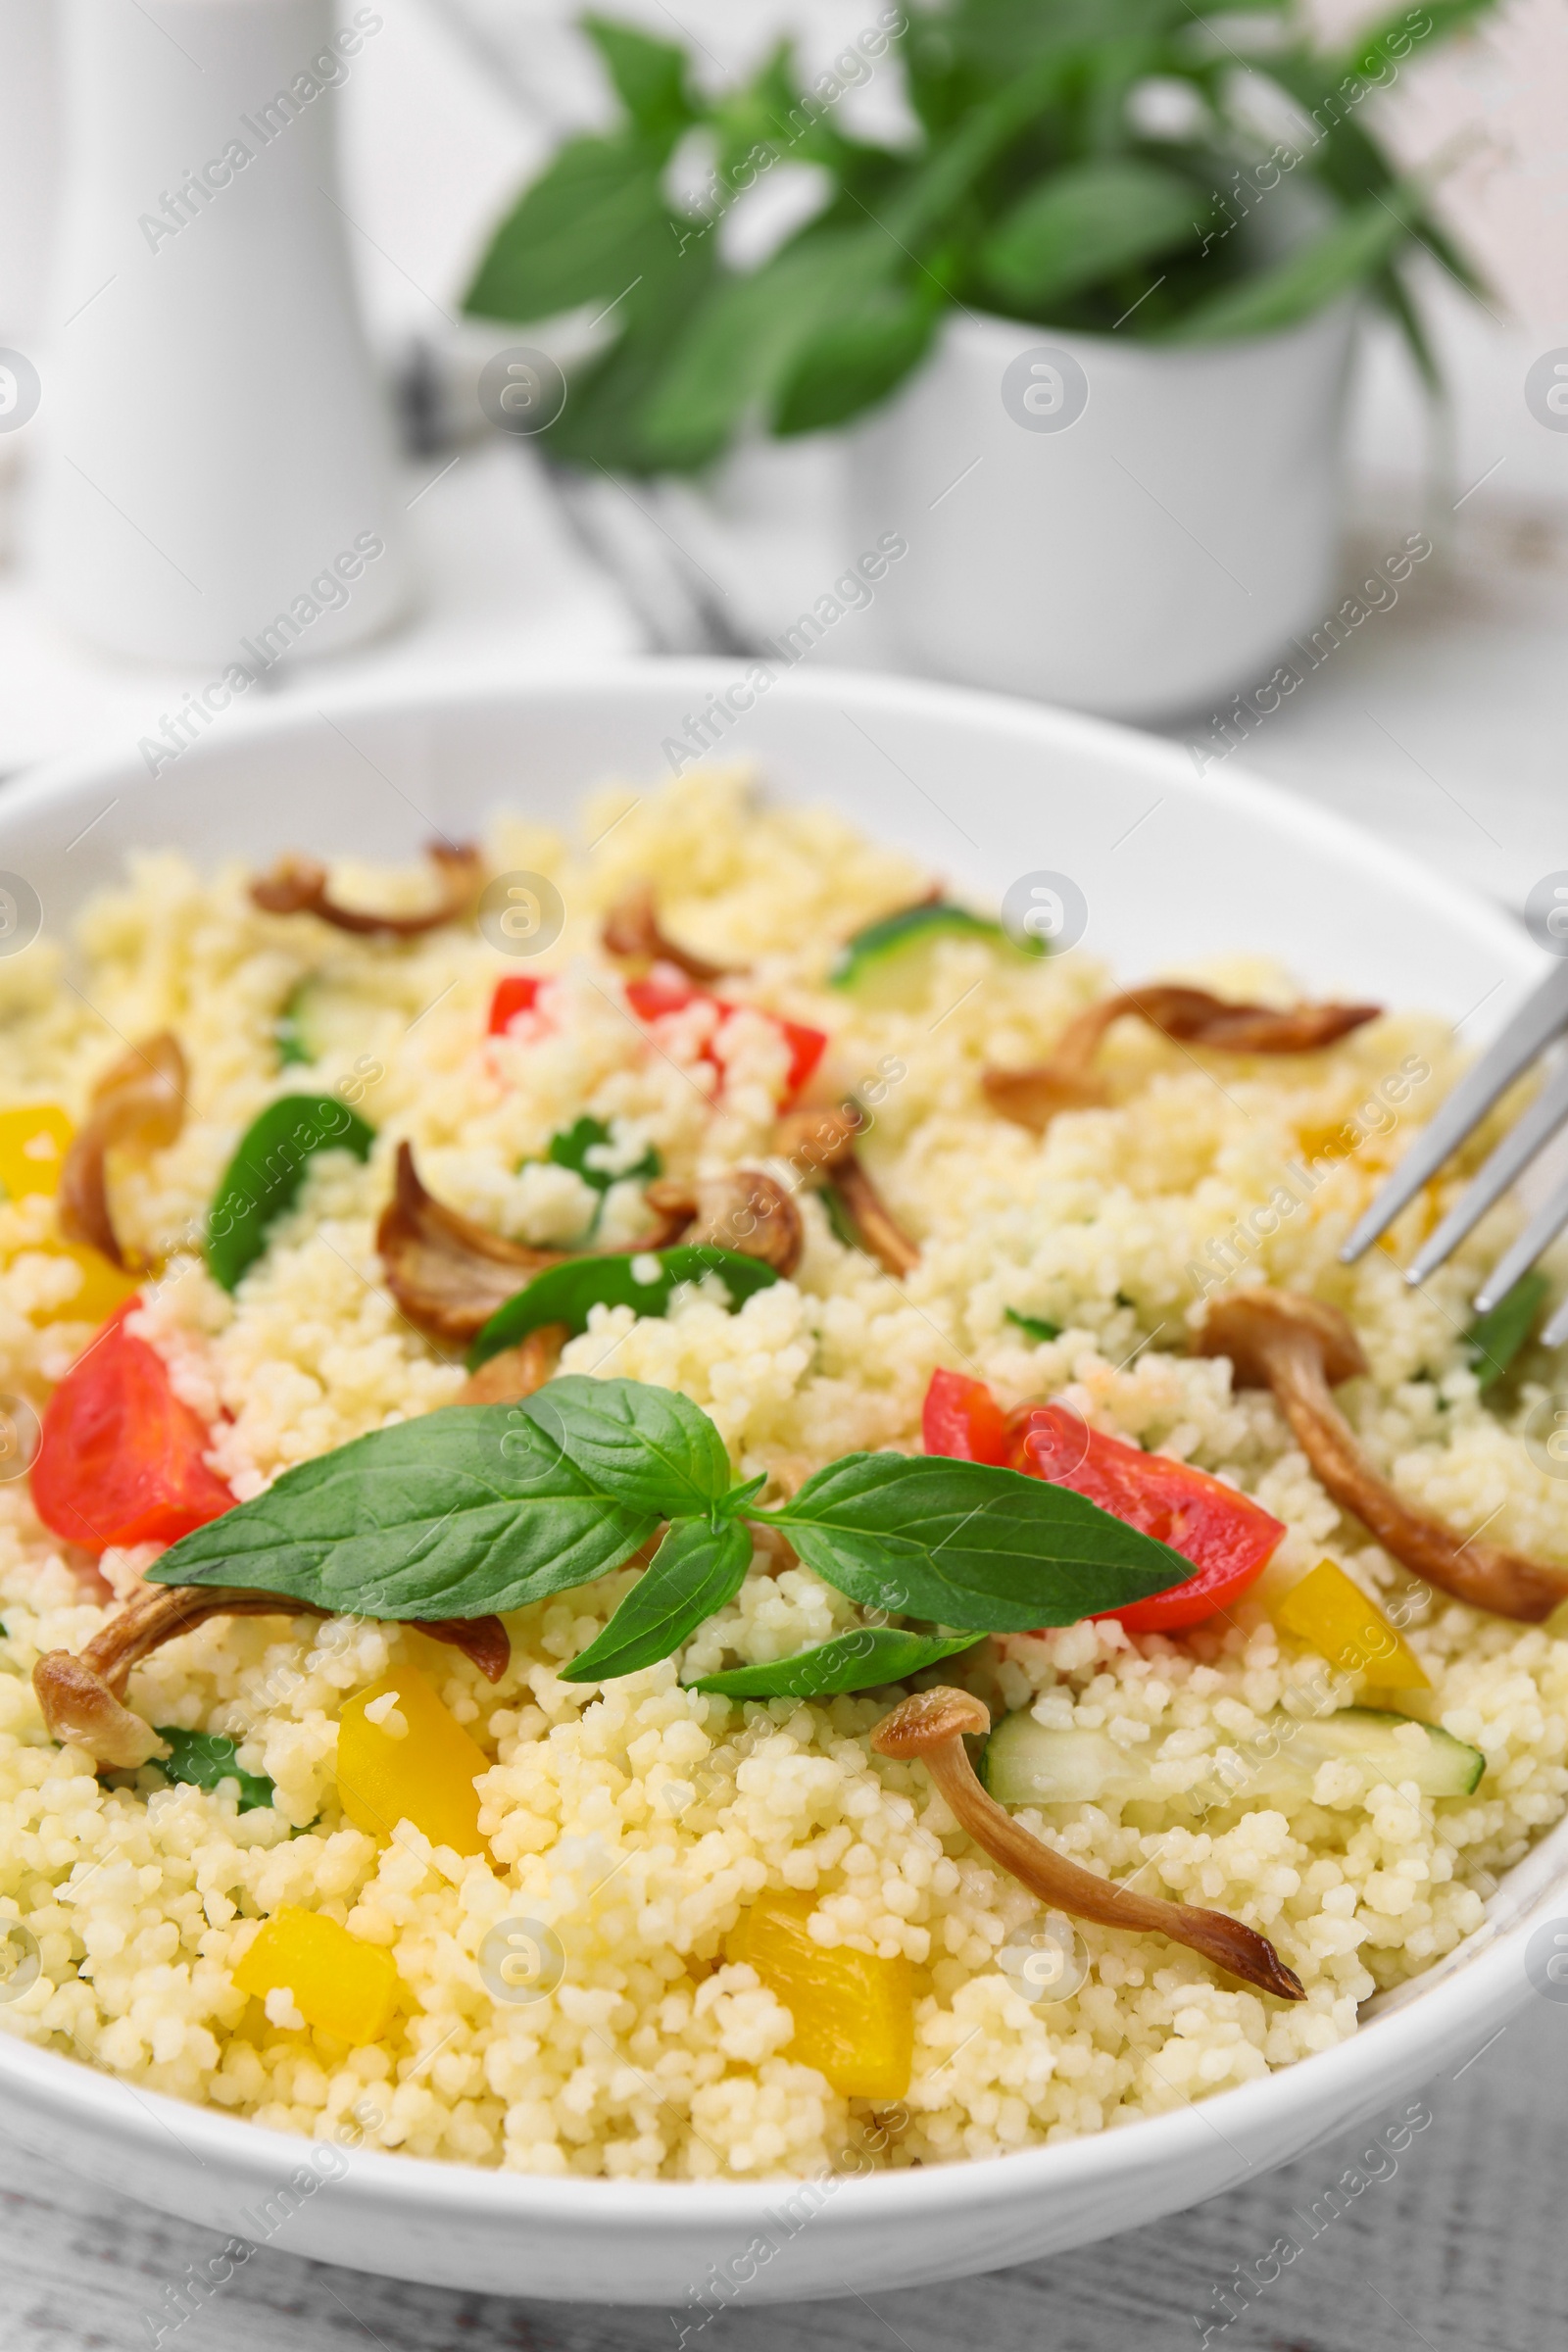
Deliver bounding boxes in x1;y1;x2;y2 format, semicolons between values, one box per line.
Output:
250;843;483;937
1197;1287;1568;1622
984;986;1382;1134
57;1031;188;1269
33;1580;511;1767
458;1324;569;1404
602;883;735;981
770;1104;920;1279
872;1690;1304;2003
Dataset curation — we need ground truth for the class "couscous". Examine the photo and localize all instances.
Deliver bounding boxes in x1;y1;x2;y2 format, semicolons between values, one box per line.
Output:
0;765;1564;2181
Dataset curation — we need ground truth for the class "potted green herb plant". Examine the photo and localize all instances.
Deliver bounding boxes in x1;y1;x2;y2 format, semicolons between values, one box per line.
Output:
465;1;1489;720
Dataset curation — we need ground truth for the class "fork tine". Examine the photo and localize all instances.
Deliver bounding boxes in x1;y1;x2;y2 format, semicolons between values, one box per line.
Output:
1404;1058;1568;1285
1471;1168;1568;1314
1340;961;1568;1264
1542;1291;1568;1349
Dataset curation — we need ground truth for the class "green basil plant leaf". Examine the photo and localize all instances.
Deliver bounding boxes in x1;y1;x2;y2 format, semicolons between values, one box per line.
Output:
765;1452;1191;1630
517;1374;734;1522
1170;184;1421;343
581;15;697;150
560;1514;754;1683
154;1726;276;1813
467;1245;780;1368
148;1403;659;1619
691;1626;979;1701
208;1094;375;1293
982;158;1200;308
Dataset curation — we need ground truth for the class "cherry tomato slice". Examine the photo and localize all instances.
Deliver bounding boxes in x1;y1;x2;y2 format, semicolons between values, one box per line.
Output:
921;1368;1009;1465
624;974;827;1109
487;975;543;1036
1007;1401;1285;1630
30;1302;235;1552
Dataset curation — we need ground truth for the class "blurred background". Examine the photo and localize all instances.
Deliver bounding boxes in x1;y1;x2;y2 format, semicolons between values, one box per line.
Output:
0;0;1562;907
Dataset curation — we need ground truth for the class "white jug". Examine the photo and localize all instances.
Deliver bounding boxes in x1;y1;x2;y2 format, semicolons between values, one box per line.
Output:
34;0;409;667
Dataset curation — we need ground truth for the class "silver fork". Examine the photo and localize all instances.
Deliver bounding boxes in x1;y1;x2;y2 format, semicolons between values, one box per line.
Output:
1340;959;1568;1347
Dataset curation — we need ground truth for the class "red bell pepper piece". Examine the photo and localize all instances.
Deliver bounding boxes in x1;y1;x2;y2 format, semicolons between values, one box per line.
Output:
624;972;826;1109
1007;1400;1285;1631
487;974;543;1036
922;1368;1009;1464
30;1302;235;1553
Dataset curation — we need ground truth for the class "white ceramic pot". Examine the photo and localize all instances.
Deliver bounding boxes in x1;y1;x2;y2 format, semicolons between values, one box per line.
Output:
33;0;409;666
0;662;1555;2303
844;304;1357;722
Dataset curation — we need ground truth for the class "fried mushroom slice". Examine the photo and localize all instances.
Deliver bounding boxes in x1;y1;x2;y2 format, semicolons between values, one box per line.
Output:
645;1170;804;1277
57;1030;187;1269
1196;1286;1568;1622
33;1581;511;1768
985;985;1382;1133
771;1103;919;1278
873;1688;1304;2002
602;882;735;981
377;1141;565;1346
250;842;483;937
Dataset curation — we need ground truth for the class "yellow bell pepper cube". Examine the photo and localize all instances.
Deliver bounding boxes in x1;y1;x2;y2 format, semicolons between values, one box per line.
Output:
336;1664;489;1856
1272;1557;1428;1690
735;1888;913;2101
233;1906;400;2044
0;1104;74;1200
0;1104;140;1323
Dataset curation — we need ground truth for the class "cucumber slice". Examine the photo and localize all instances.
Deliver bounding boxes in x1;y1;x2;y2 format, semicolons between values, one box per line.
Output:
273;974;384;1070
981;1703;1484;1811
830;902;1033;1007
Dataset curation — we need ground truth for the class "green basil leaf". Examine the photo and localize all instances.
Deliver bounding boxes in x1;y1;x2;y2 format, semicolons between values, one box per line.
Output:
691;1626;978;1700
582;15;697;149
466;133;682;325
768;1453;1190;1630
560;1514;753;1683
773;283;942;437
1005;1307;1061;1344
153;1726;275;1813
546;1115;660;1197
1465;1271;1548;1394
208;1094;375;1293
640;228;900;467
518;1375;733;1521
982;160;1200;307
1168;186;1420;342
467;1245;780;1369
148;1404;659;1618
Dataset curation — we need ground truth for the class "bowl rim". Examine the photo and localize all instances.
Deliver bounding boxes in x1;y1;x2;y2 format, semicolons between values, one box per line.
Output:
0;656;1554;2230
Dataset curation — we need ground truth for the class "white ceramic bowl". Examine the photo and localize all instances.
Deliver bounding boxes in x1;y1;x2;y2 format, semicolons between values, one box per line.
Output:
0;662;1558;2304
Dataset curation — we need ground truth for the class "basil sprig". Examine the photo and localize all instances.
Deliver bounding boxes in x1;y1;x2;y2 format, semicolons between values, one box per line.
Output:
150;1373;1192;1694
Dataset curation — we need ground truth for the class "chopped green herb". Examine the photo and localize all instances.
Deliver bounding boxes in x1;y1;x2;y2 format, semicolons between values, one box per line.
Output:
273;981;313;1068
1005;1307;1061;1345
467;1244;779;1368
1465;1271;1548;1393
208;1095;375;1292
154;1726;275;1813
546;1114;661;1195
